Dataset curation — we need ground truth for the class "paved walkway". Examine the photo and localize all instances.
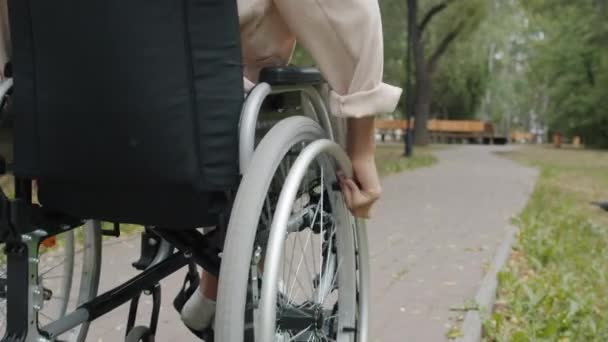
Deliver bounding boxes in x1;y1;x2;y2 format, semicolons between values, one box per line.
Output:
368;145;537;341
82;145;537;341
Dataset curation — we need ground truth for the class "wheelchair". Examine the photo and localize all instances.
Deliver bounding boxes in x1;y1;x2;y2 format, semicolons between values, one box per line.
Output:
0;1;370;341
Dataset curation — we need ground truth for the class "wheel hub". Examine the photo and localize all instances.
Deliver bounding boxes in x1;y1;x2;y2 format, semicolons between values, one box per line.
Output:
277;303;327;334
42;287;53;301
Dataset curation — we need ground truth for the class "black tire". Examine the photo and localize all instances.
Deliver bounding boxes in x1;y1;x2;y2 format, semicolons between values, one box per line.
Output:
125;326;154;342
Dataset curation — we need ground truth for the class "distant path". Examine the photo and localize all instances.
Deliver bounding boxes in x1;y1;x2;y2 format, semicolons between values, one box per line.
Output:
83;145;537;342
368;145;537;341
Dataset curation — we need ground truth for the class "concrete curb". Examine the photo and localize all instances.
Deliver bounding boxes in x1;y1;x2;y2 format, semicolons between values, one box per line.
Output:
456;225;518;342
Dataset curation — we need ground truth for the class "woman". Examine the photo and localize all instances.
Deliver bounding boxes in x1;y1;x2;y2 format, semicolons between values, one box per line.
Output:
0;0;401;333
181;0;402;332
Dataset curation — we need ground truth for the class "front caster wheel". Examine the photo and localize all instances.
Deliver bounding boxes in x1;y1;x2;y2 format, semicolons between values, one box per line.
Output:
125;326;154;342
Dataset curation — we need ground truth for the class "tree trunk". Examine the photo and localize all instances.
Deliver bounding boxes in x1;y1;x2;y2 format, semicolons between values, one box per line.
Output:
414;73;432;146
412;22;431;146
407;0;459;146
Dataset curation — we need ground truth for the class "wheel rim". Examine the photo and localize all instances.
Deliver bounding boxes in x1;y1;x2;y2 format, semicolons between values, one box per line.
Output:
62;220;102;342
255;142;358;342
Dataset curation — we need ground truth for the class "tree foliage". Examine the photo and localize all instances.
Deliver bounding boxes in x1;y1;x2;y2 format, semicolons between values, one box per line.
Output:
298;0;608;147
522;0;608;146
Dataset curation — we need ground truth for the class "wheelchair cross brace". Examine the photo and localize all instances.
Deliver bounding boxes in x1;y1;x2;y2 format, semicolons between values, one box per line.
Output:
40;252;191;341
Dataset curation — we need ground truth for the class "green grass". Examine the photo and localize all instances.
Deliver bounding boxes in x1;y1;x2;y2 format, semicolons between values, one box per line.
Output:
484;146;608;341
375;143;439;177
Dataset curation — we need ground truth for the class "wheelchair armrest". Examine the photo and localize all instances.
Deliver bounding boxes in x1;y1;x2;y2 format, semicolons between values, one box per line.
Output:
259;66;324;86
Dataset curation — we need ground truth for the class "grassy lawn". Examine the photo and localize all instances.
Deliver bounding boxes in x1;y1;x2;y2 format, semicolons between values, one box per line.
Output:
484;146;608;341
375;143;439;177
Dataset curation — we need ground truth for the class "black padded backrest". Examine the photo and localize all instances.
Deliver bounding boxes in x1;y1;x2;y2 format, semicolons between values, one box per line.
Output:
8;0;244;227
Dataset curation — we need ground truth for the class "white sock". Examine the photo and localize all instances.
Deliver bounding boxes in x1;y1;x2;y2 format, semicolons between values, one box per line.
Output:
180;289;216;331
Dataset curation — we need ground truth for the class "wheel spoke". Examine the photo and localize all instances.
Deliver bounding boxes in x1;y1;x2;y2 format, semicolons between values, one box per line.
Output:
265;197;273;227
320;227;338;305
290;269;311;306
318;165;325;292
41;274;67;280
285;231;298;304
296;232;315;298
285;188;322;306
38;310;54;321
324;314;338;322
287;325;312;341
319;333;336;342
310;232;318;292
319;234;335;302
287;229;314;305
40;249;78;276
323;259;342;306
40;257;67;277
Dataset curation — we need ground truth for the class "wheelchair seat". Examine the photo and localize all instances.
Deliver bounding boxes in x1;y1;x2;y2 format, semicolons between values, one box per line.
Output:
9;0;243;228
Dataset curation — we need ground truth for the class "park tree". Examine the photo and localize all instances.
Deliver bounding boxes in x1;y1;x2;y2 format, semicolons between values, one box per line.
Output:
346;0;490;146
406;0;487;145
439;0;608;144
476;0;533;134
521;0;608;146
286;0;490;137
302;0;608;147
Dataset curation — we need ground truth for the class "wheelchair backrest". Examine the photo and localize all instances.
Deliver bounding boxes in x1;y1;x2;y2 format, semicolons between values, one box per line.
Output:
8;0;243;227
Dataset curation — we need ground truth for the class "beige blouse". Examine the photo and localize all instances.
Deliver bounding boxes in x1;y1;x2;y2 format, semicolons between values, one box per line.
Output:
0;0;402;118
239;0;401;118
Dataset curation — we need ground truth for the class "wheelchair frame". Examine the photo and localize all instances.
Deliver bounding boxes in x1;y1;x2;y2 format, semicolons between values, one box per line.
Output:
0;79;368;342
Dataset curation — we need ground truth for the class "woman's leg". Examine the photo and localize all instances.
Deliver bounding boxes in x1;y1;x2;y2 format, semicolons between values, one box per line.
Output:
201;270;218;299
181;270;218;330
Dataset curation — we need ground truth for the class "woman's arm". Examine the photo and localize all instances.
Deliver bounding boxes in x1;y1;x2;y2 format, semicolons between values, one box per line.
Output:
269;0;402;217
338;117;382;218
240;0;401;217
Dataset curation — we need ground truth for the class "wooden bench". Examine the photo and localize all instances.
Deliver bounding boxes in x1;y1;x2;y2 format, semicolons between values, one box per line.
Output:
375;119;507;144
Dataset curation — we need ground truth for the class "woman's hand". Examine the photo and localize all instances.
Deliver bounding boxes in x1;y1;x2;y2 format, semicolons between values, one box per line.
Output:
339;117;382;218
338;157;382;218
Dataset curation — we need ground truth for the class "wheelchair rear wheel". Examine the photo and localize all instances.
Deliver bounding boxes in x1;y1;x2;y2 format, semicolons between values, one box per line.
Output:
217;117;369;342
0;231;75;336
0;220;102;342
